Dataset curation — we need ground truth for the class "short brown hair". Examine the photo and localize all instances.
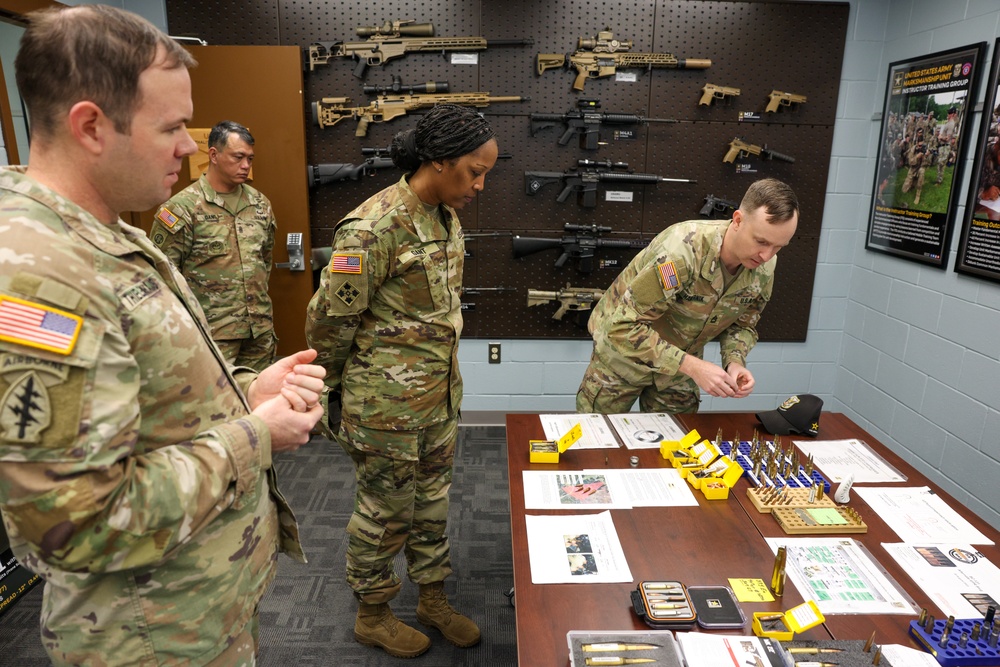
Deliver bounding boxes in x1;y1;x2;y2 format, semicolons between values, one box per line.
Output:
15;5;196;139
740;178;799;223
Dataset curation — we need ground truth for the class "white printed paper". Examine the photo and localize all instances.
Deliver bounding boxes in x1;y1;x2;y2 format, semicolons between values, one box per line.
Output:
525;511;632;584
855;486;993;545
882;543;1000;618
540;413;619;449
793;438;906;482
607;412;688;449
522;468;697;510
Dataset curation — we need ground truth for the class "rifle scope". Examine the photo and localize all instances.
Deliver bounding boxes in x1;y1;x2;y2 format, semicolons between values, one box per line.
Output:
356;21;434;38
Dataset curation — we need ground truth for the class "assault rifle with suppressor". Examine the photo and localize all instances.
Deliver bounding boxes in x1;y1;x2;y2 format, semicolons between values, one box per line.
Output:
537;28;711;91
513;223;649;274
313;91;527;136
529;98;677;150
524;159;694;208
527;283;605;321
723;138;795;164
306;19;533;76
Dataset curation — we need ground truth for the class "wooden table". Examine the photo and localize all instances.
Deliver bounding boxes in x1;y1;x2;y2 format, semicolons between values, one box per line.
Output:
506;411;1000;666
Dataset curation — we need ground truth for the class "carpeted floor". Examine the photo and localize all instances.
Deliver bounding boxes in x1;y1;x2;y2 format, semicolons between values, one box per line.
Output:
0;426;517;666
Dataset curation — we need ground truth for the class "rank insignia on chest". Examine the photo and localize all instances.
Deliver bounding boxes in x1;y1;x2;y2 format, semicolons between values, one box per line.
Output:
156;207;180;228
331;252;363;274
657;261;679;290
0;296;82;355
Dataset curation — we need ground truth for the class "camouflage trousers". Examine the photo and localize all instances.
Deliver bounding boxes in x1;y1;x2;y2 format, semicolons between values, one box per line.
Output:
337;417;457;604
902;165;926;196
575;348;700;414
215;331;277;373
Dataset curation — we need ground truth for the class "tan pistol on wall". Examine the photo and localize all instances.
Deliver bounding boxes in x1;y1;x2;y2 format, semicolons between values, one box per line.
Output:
766;90;807;113
537;28;711;91
699;83;741;106
723;137;795;164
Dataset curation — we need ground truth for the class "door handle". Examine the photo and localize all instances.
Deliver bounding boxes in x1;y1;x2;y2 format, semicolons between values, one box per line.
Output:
276;232;305;271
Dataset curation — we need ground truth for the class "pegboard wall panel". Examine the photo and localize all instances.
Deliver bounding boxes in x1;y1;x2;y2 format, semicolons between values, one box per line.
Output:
166;1;281;45
167;0;849;341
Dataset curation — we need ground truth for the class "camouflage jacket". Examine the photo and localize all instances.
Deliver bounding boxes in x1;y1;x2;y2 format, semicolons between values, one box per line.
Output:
588;219;773;388
150;174;275;340
305;176;463;431
0;167;303;666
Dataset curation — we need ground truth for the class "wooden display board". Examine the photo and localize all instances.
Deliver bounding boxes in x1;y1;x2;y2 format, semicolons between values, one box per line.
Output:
167;0;850;342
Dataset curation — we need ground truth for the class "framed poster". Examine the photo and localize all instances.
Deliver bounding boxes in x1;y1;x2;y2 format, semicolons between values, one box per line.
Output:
956;38;1000;283
866;42;987;267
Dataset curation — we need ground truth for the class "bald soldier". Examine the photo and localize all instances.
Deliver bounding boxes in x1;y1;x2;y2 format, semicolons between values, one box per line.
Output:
576;178;799;414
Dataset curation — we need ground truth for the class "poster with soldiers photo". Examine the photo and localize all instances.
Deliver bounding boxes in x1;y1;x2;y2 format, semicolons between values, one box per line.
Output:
956;38;1000;284
867;42;986;268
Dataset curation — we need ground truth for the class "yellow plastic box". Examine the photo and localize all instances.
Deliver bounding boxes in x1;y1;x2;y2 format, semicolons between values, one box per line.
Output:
660;429;702;461
752;600;824;640
529;423;583;463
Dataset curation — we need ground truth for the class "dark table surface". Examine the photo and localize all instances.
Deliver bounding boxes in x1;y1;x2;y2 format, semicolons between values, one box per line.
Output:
506;411;1000;666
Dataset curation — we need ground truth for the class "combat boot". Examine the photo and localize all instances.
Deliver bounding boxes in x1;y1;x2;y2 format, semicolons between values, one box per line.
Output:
416;581;481;647
355;602;431;658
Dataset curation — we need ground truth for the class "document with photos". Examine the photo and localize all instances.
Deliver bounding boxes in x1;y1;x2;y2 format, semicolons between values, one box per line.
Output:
792;438;906;482
525;511;632;584
882;543;1000;618
540;413;619;449
765;537;917;615
675;633;787;667
855;486;994;545
522;467;697;510
607;412;688;449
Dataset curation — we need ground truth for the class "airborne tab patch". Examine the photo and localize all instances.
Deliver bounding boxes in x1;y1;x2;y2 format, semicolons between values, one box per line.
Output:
657;261;679;290
156;207;180;228
331;252;363;274
0;295;82;355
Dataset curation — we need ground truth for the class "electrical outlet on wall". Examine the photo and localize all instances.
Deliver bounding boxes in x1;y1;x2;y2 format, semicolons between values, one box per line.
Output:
488;343;501;364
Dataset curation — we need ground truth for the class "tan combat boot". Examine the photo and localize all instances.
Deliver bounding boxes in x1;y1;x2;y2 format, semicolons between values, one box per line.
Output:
355;602;431;658
416;582;481;647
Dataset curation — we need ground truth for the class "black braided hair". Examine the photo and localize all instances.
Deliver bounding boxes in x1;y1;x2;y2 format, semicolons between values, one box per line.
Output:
390;104;496;172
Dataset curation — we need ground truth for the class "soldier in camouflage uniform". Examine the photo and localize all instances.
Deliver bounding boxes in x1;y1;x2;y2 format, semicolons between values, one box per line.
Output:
305;105;498;659
0;7;325;666
577;179;799;414
935;107;958;185
902;127;935;205
150;120;278;371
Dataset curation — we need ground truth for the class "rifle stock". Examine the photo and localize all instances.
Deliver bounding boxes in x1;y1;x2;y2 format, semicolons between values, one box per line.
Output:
314;93;527;135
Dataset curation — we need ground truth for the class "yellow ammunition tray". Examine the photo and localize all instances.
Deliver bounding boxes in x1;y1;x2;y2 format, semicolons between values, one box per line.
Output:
746;487;837;514
771;505;868;535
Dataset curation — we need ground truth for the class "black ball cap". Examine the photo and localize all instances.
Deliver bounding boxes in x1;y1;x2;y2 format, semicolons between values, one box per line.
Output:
756;394;823;437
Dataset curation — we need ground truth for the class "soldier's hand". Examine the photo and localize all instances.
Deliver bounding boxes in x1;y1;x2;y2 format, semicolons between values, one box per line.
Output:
252;394;323;453
679;354;738;398
983;185;1000;201
249;349;326;412
727;362;755;398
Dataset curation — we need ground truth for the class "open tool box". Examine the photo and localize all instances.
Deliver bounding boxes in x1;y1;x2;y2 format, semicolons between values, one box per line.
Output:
909;617;1000;666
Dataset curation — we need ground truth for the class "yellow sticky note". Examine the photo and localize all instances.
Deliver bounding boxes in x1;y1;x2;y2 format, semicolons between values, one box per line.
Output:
809;508;849;525
729;578;775;602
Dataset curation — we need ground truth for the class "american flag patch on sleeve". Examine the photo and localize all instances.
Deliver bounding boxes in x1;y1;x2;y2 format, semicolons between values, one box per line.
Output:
657;261;679;290
156;207;180;228
0;295;83;355
331;252;363;274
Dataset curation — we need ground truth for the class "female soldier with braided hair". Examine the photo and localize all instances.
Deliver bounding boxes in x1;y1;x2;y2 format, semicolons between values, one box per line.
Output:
305;104;498;659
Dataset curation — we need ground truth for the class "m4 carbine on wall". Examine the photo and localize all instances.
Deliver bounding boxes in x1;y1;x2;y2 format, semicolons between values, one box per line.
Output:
513;223;649;274
537;28;711;91
524;159;694;208
306;19;533;76
529;98;677;150
313;92;528;136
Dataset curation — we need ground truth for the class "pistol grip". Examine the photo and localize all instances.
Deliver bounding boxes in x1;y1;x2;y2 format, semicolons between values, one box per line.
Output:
572;66;589;92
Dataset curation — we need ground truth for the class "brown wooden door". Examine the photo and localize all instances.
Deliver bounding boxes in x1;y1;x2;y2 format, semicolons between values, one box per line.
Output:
133;45;314;355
